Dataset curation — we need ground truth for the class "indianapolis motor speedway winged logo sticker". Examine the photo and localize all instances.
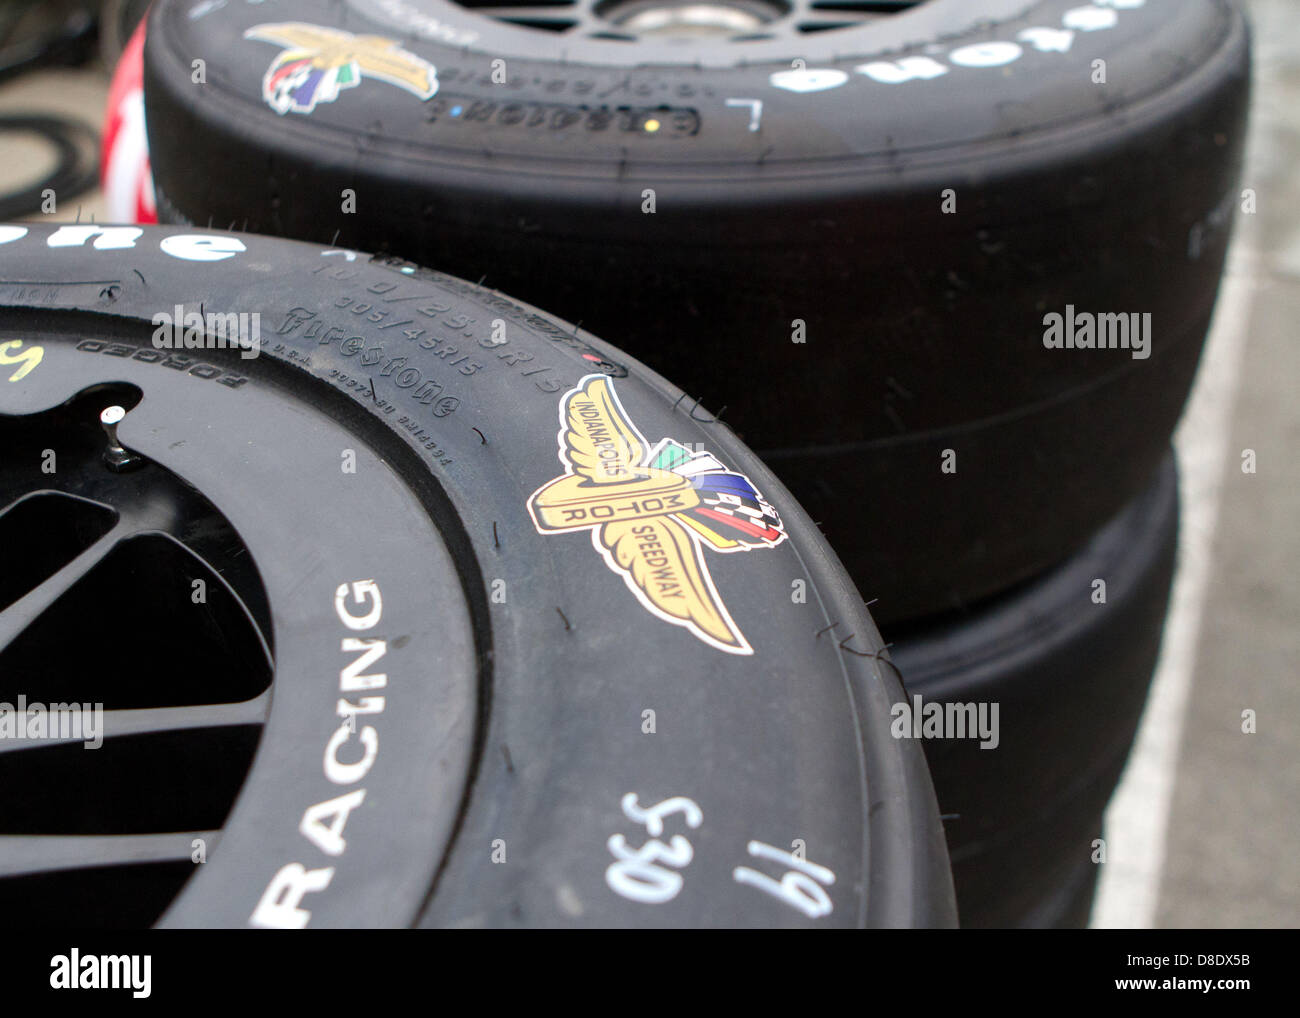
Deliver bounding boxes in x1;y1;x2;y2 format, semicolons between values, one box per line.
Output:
245;23;438;115
528;375;786;655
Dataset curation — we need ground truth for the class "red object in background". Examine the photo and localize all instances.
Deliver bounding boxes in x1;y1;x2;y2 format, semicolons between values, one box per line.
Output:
101;18;156;224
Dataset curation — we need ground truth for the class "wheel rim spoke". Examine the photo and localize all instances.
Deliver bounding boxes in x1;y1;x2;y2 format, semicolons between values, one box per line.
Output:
0;693;271;755
0;385;274;911
0;831;219;878
460;0;923;42
0;521;129;655
475;5;579;19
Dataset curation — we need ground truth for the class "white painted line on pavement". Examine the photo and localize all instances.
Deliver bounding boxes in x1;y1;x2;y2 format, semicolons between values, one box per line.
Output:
1091;244;1261;928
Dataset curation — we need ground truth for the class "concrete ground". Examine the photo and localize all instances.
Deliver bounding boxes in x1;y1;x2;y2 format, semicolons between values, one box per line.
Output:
0;66;107;222
0;2;1293;929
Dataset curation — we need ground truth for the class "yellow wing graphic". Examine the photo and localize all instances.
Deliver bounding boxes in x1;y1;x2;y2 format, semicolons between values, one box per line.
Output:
244;23;437;98
598;517;750;654
244;23;355;52
561;375;647;484
350;36;439;94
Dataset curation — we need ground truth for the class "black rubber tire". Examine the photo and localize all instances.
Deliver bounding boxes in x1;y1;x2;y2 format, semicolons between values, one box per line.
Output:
0;223;954;928
0;114;99;220
1015;836;1102;930
886;451;1178;928
0;1;97;86
143;0;1249;624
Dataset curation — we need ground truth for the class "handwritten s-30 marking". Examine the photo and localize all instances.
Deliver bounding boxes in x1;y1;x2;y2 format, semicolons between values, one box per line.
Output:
605;793;703;905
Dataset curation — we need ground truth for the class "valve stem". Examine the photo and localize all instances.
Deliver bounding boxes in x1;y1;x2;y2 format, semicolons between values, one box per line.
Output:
100;405;143;472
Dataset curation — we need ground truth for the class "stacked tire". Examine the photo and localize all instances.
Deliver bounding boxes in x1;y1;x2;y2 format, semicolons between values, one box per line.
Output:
889;455;1180;926
0;224;955;928
138;0;1250;924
